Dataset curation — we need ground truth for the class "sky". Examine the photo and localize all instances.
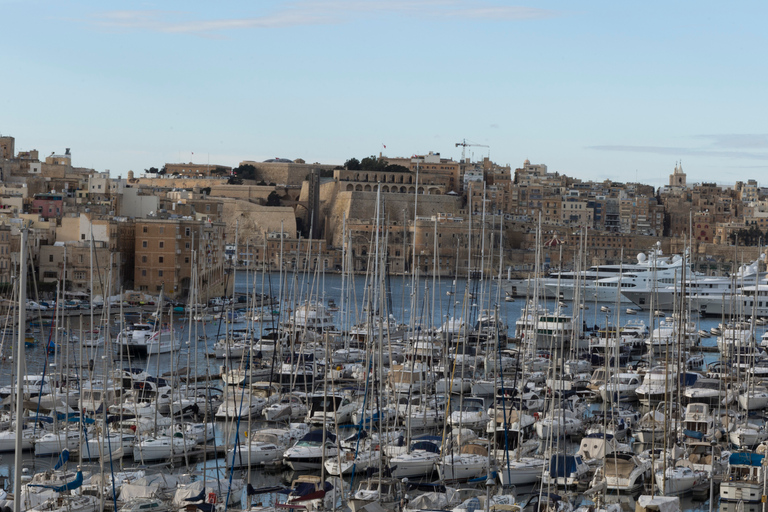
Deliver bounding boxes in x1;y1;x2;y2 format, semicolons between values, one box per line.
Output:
3;1;768;188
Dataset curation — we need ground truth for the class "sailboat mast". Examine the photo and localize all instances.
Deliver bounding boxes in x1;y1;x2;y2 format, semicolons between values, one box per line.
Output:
13;227;28;512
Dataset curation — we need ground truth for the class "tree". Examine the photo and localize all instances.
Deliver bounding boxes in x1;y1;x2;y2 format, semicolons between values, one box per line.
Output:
233;164;257;180
211;166;229;177
385;164;409;173
200;187;211;196
227;175;243;185
345;158;361;170
145;167;159;174
266;191;281;206
360;156;387;172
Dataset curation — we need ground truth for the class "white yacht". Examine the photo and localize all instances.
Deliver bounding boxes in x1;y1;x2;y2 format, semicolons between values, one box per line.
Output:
283;429;339;471
592;452;651;494
699;283;768;318
436;444;489;481
284;302;336;333
721;451;767;503
132;434;197;462
546;245;692;304
226;423;309;469
598;372;642;402
635;365;696;407
116;323;180;355
389;438;441;479
0;374;52;398
515;301;578;349
624;256;765;311
541;454;590;488
653;465;704;496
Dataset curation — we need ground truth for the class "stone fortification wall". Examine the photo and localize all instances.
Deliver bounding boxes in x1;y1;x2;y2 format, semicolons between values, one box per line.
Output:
239;161;337;187
219;198;297;242
327;191;463;246
133;177;228;189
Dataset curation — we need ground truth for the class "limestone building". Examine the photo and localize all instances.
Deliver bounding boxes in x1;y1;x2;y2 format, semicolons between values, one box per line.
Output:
133;217;227;300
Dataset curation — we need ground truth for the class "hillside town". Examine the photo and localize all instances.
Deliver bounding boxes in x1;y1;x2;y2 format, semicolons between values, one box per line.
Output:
0;133;765;302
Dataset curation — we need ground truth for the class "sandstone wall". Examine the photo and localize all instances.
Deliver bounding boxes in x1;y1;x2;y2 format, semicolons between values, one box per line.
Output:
327;191;463;246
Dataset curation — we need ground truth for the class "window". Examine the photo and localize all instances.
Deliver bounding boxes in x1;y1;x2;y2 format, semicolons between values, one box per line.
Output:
159;227;164;235
44;271;57;279
157;285;162;292
185;243;190;249
159;241;164;249
142;256;147;263
143;226;148;233
158;270;163;277
185;227;190;237
79;255;84;263
49;255;53;263
142;241;147;248
141;270;147;276
159;256;164;263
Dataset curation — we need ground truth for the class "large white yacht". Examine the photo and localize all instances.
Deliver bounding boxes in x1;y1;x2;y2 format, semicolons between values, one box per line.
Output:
698;283;768;318
623;255;766;311
543;244;691;304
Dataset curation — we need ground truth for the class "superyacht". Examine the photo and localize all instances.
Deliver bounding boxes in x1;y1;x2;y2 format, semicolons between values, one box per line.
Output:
543;244;692;304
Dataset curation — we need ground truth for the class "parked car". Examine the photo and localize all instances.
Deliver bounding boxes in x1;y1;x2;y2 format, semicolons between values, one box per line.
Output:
26;301;48;311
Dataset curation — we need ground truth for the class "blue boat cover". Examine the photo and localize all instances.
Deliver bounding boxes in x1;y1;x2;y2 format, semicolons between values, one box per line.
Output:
549;455;580;478
683;429;704;440
411;441;440;453
680;372;699;387
730;452;764;466
301;430;336;443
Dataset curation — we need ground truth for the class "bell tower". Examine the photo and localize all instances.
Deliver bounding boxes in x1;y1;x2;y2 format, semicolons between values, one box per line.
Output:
669;161;686;188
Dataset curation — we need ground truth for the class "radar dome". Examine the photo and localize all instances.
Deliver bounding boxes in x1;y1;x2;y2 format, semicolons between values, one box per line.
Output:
637;253;646;263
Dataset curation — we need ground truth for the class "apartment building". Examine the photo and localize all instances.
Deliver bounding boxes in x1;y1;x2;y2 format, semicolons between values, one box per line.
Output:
134;217;227;300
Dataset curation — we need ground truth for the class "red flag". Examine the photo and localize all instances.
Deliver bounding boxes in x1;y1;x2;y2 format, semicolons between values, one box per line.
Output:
382;143;386;148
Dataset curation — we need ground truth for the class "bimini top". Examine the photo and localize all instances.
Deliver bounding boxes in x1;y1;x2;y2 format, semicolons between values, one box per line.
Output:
729;452;764;467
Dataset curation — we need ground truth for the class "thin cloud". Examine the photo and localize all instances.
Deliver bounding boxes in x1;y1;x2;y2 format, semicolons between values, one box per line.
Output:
588;144;768;161
89;1;560;37
589;134;768;161
696;134;768;150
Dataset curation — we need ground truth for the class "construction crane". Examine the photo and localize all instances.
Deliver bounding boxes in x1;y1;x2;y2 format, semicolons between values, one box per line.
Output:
455;139;489;162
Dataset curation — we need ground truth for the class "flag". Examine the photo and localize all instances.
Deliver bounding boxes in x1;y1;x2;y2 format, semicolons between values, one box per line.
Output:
382;143;386;148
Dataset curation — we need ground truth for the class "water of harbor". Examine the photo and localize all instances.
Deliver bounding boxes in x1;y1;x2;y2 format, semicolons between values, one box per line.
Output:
0;271;761;510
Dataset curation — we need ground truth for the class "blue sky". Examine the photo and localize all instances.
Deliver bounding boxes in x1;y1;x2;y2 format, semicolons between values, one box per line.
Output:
3;1;767;187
